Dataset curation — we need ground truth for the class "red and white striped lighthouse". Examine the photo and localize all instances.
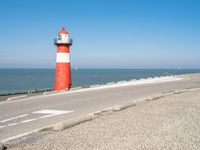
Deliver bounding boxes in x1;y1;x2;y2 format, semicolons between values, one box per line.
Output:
54;27;73;91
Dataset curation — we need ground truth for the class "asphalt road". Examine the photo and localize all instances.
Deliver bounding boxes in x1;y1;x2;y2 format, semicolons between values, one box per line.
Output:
0;73;200;143
12;84;200;150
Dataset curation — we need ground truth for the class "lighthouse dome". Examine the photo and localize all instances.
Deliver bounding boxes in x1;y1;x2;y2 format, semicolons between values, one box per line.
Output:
58;27;69;35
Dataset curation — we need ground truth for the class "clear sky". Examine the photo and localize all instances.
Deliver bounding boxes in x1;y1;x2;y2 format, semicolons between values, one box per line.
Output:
0;0;200;68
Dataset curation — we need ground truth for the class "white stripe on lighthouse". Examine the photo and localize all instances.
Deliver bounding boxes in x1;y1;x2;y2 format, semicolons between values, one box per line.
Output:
56;53;70;63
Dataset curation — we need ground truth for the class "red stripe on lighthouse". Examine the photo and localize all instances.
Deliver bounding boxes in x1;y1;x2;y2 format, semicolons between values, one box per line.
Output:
54;63;71;90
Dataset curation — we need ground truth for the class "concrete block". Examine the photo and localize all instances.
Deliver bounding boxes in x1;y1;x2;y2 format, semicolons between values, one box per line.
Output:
174;90;182;94
146;96;154;101
89;107;113;116
147;77;153;80
92;110;102;116
113;101;136;111
130;79;136;82
139;78;145;80
135;98;147;104
189;87;200;92
43;91;56;95
146;95;164;101
90;84;101;88
117;80;127;84
52;115;96;131
112;105;122;111
70;87;82;91
174;89;189;94
43;89;68;95
7;95;28;101
106;82;115;85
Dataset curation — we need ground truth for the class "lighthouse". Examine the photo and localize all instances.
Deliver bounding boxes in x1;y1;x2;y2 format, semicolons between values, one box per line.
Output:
54;27;73;91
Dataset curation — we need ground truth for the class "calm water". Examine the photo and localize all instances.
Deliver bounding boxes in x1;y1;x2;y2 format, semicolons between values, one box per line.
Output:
0;68;200;95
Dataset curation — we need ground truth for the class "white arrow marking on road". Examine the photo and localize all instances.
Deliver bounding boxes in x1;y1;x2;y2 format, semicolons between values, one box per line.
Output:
39;115;55;119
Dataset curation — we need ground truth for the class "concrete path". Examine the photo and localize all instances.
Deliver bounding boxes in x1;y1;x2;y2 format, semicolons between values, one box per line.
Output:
0;73;200;143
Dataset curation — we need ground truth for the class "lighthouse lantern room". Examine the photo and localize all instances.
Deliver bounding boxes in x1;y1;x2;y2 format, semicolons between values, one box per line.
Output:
54;28;72;45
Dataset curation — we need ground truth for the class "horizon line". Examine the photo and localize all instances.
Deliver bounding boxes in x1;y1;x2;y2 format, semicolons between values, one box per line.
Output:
0;67;200;70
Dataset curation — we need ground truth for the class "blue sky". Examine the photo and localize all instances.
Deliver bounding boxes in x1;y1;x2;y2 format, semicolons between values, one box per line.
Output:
0;0;200;68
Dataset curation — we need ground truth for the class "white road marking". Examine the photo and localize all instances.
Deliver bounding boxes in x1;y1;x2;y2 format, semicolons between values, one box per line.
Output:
1;109;74;142
7;123;17;127
0;114;28;123
0;128;42;143
21;118;37;123
0;123;53;143
38;115;55;119
0;109;73;130
0;126;6;129
33;109;73;115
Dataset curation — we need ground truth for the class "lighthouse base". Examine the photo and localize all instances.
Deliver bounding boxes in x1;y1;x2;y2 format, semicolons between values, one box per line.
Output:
54;63;72;91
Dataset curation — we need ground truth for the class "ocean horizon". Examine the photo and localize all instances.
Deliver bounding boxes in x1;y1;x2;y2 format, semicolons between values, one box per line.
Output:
0;68;200;95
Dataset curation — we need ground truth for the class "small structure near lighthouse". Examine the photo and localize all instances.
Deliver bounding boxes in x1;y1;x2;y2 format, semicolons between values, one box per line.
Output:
54;27;73;91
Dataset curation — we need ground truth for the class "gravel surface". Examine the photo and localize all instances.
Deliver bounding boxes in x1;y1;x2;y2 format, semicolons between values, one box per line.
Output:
10;89;200;150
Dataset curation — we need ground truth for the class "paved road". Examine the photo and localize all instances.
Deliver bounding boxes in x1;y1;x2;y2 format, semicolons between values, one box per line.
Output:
12;85;200;150
0;74;200;142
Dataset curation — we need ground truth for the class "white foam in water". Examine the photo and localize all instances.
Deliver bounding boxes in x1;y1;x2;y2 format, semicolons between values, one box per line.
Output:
44;76;184;97
77;76;183;90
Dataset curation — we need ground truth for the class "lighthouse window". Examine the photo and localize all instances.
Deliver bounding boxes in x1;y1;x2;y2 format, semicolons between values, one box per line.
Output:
58;35;61;40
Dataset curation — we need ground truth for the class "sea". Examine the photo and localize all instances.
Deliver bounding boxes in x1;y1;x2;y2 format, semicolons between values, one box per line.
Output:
0;68;200;95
